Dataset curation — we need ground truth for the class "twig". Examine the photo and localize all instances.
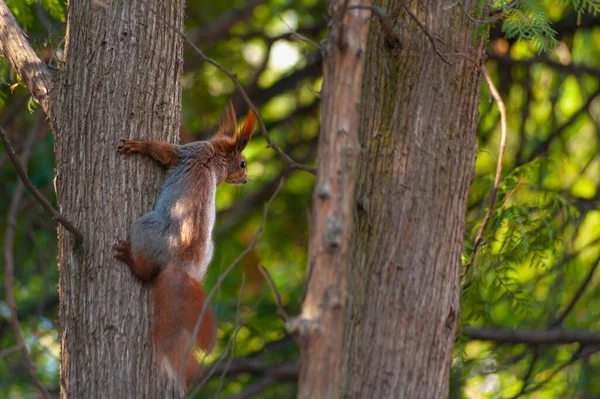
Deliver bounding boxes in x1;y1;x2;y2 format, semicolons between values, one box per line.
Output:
508;350;539;399
549;254;600;328
186;41;316;175
187;0;268;45
142;0;317;175
4;117;51;399
213;275;246;398
0;124;83;243
502;178;524;206
178;179;286;387
188;291;268;396
47;36;66;69
403;5;452;65
0;343;24;358
221;377;277;399
208;355;295;378
462;65;507;278
258;264;289;321
179;25;317;175
528;86;600;159
456;0;521;25
218;362;298;399
519;346;600;396
274;9;322;50
216;137;311;235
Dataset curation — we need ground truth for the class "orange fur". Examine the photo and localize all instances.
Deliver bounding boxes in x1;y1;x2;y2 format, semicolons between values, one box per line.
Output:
114;101;257;389
118;140;180;168
153;267;216;385
239;109;255;145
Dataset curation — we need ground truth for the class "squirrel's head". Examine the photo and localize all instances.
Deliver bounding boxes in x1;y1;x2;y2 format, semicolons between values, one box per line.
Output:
213;102;256;185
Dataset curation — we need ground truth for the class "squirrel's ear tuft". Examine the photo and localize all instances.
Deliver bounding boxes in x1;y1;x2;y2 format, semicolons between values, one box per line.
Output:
218;101;237;139
236;109;256;153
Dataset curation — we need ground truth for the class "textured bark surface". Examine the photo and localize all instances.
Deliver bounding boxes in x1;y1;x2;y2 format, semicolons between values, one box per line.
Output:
50;0;184;396
340;1;485;398
289;1;371;399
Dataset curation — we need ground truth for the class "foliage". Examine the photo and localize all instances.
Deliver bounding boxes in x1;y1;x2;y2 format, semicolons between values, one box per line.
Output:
456;3;600;396
472;0;600;52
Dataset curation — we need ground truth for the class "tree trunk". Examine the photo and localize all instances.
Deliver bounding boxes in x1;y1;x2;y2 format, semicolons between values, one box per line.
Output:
50;0;184;396
289;1;371;399
341;2;485;397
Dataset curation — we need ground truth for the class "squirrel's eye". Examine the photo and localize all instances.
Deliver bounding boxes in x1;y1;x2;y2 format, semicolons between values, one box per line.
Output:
240;161;246;168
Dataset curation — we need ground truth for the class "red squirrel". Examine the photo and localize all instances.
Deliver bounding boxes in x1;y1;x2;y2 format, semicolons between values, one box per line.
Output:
113;102;256;387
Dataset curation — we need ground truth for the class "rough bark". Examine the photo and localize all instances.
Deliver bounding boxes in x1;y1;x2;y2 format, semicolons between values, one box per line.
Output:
340;1;485;398
288;1;371;399
0;0;185;394
49;0;185;397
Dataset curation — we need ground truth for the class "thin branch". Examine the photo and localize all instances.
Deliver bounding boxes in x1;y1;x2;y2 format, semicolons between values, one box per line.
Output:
4;117;51;399
184;23;326;73
220;377;276;399
179;23;317;175
258;264;289;321
0;124;82;243
218;361;298;399
528;86;600;160
455;0;521;25
463;327;600;345
0;0;53;113
0;295;58;340
178;179;286;386
187;0;268;45
520;346;600;396
194;60;322;139
274;9;322;50
549;254;600;328
0;343;24;358
142;0;317;174
515;69;532;164
213;275;246;398
209;356;296;378
200;336;294;385
462;65;507;277
508;350;539;399
46;36;66;70
403;5;452;65
188;291;268;396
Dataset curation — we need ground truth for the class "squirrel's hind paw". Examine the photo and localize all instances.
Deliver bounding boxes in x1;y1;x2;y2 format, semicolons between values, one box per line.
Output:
113;239;134;266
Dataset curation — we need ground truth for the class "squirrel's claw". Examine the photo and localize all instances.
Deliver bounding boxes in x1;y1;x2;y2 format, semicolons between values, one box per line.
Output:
117;139;140;155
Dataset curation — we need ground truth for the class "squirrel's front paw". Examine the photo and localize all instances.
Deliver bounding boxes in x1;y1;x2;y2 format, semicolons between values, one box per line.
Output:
118;139;142;155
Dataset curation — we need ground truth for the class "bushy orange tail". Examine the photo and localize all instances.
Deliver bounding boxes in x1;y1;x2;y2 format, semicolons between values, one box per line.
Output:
152;267;216;386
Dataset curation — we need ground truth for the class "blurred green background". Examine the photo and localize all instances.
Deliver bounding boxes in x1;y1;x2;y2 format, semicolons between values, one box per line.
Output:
0;1;599;398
